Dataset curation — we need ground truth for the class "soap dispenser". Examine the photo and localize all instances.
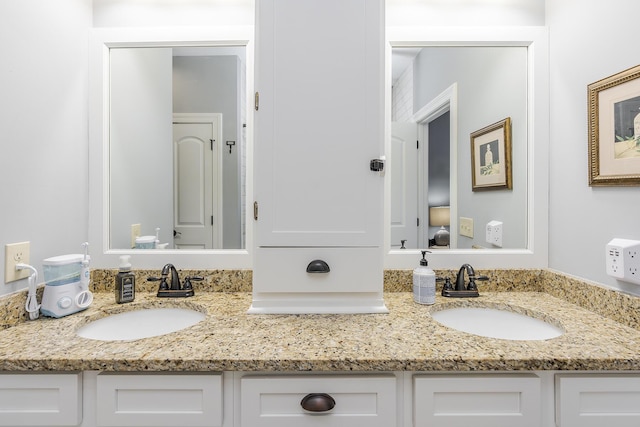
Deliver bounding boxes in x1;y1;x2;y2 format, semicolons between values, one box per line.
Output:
413;250;436;305
115;255;135;304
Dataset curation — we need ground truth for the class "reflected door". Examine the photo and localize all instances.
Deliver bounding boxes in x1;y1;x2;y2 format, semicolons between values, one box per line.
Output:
390;121;418;249
173;114;223;249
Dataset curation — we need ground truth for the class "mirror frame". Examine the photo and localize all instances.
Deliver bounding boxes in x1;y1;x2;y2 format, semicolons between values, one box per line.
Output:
89;27;254;269
384;26;549;269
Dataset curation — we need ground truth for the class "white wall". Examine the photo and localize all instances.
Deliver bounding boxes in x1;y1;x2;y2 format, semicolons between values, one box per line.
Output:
7;0;640;297
93;0;254;27
110;48;173;249
547;0;640;294
392;64;413;122
0;0;91;296
386;0;545;26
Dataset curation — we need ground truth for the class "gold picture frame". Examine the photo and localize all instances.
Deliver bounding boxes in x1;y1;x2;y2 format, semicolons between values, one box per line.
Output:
588;64;640;186
470;117;512;191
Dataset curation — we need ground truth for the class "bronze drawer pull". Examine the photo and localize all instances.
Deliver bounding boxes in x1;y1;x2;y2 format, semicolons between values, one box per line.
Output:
300;393;336;412
306;260;330;273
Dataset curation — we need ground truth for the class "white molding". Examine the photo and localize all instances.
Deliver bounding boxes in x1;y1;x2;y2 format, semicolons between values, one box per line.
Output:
412;83;458;250
89;27;254;269
247;292;389;314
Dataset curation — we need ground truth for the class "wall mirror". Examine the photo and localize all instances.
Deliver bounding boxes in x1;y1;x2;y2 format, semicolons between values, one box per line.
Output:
110;45;246;251
390;45;528;251
384;27;549;269
89;27;254;269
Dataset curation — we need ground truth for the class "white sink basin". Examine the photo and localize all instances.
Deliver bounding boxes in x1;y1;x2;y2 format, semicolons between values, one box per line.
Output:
77;308;206;341
431;306;563;341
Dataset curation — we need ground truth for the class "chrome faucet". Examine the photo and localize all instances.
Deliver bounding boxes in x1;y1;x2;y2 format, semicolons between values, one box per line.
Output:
147;263;202;298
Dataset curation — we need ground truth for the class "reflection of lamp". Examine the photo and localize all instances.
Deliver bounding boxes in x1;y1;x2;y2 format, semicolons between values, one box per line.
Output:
429;206;450;247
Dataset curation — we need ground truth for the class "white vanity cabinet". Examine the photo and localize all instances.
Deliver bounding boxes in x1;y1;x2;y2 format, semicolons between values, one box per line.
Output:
0;372;82;426
555;374;640;427
251;0;386;314
413;374;542;427
96;372;223;427
239;374;396;427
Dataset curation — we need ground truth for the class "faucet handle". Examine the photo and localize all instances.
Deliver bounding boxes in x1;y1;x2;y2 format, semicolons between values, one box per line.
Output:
147;276;170;290
467;275;489;291
182;276;203;291
440;277;454;294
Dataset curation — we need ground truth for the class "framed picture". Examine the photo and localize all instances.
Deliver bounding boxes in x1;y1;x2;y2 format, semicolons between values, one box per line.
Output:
588;64;640;186
470;117;512;191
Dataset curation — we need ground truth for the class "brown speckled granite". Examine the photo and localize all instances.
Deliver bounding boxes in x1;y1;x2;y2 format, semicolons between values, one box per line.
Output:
539;269;640;330
90;269;253;293
1;268;639;330
1;291;639;372
2;268;640;373
384;269;543;292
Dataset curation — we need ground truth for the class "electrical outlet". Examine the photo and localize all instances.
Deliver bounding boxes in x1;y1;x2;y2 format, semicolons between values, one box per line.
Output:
606;238;640;284
459;217;474;238
4;241;31;283
606;242;624;278
131;223;141;249
486;220;503;247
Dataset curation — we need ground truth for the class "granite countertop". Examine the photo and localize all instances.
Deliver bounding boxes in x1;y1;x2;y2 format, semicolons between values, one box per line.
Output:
1;291;639;372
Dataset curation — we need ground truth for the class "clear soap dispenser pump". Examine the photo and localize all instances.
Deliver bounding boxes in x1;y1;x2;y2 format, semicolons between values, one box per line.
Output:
413;250;436;305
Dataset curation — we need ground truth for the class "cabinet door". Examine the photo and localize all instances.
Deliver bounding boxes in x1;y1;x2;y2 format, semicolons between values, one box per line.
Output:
414;374;541;427
0;373;82;426
556;374;640;427
96;373;222;427
240;375;396;427
254;0;384;248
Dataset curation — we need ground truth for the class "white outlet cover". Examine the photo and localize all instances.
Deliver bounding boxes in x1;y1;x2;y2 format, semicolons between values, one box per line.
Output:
606;238;640;284
486;220;503;247
606;243;624;278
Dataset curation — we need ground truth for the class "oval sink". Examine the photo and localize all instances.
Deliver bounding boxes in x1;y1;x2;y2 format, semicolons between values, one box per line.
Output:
77;308;206;341
431;306;563;341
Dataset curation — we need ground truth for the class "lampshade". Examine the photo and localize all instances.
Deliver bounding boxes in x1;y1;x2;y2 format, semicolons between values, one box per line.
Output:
429;206;450;227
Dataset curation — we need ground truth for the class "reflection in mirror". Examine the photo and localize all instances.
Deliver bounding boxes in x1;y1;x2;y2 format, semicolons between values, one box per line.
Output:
109;46;246;250
390;46;528;250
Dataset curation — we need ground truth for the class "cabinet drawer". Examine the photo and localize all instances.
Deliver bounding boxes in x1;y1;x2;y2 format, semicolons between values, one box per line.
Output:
254;247;382;293
96;373;222;427
0;372;81;426
414;374;541;427
240;375;396;427
556;374;640;427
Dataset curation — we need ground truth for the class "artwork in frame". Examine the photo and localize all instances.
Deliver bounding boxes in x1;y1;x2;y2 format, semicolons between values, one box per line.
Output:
470;117;512;191
588;64;640;186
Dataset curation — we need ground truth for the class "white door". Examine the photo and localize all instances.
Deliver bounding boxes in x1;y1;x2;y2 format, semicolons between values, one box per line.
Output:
390;121;418;249
254;0;384;248
173;114;223;249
